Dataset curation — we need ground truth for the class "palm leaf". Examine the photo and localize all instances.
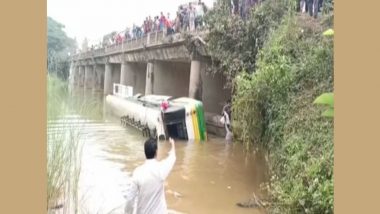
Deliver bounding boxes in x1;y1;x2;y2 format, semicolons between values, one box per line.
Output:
323;29;334;36
314;93;334;108
322;108;334;118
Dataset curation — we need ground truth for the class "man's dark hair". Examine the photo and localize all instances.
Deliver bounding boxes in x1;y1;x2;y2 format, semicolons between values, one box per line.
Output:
144;138;157;159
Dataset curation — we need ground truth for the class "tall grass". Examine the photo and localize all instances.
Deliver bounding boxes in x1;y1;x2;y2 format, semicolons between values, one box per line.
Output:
47;74;102;213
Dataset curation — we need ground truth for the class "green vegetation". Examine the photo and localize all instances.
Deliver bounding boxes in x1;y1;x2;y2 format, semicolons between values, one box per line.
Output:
206;0;333;213
314;92;334;117
205;0;293;87
48;17;77;80
47;75;81;213
47;18;103;211
315;28;334;118
47;75;102;213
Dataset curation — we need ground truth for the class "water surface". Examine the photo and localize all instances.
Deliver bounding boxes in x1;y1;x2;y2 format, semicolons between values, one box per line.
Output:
57;89;268;213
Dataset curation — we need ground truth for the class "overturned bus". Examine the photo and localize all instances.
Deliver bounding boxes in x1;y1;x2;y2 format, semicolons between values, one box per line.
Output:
106;85;207;141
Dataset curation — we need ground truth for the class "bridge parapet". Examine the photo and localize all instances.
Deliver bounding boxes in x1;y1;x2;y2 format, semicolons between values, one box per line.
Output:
72;30;208;62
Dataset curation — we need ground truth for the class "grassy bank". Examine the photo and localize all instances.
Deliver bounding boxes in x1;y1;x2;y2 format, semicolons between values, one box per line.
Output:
233;14;333;214
205;0;334;213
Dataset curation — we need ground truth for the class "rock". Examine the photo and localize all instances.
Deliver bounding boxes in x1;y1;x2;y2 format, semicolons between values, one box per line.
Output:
236;192;268;209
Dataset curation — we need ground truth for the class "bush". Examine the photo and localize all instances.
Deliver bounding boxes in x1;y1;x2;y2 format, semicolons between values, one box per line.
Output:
233;15;334;213
205;0;294;87
48;50;71;81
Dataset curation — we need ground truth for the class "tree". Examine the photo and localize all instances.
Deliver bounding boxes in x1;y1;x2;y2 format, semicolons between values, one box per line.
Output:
47;17;76;56
47;17;77;79
205;0;291;87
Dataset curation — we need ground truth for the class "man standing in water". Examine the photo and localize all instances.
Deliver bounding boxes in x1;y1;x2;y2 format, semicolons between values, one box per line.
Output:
124;137;176;214
221;99;233;141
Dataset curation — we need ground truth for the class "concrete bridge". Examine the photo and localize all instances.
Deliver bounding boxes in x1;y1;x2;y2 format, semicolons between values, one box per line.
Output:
69;30;230;136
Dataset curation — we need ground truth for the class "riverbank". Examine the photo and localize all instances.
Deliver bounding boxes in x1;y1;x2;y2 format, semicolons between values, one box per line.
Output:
205;0;334;213
234;14;333;213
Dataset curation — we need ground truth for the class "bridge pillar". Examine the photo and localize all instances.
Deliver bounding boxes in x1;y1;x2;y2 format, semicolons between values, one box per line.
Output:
69;62;75;86
94;64;104;92
120;62;133;86
189;59;203;100
84;65;94;89
104;63;113;95
145;61;154;95
79;66;85;87
73;65;79;86
92;64;97;90
70;64;78;86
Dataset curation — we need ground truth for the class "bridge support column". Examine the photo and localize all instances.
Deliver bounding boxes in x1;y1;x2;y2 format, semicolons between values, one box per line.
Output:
92;64;97;90
189;59;203;100
69;62;75;87
84;65;94;89
79;66;85;87
104;63;113;95
70;64;78;86
73;65;79;86
94;64;104;92
145;62;154;95
120;62;133;86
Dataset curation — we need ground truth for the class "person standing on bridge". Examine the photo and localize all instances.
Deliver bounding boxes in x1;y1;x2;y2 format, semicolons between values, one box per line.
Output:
154;16;160;32
195;0;205;29
124;137;176;214
148;16;153;33
188;3;196;31
165;13;174;35
182;6;189;31
175;12;181;33
159;12;166;31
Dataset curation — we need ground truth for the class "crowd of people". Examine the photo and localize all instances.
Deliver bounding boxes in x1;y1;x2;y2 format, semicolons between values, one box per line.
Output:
86;0;326;51
100;0;207;48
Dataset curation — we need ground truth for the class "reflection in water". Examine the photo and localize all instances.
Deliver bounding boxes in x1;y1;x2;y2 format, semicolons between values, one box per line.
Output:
60;89;268;213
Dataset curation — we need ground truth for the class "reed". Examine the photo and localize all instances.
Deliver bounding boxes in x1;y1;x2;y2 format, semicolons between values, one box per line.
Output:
47;74;99;213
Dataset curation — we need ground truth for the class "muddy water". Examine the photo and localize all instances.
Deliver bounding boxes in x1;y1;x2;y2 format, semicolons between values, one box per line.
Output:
64;89;268;214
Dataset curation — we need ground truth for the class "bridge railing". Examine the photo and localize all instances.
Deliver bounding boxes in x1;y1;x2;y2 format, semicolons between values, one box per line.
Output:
113;83;133;98
72;29;203;61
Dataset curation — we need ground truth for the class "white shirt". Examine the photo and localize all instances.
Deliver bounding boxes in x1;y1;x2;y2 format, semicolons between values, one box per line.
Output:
195;5;204;17
124;147;176;214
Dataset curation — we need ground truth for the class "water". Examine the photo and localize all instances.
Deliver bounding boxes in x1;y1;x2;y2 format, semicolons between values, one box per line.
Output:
53;88;268;214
